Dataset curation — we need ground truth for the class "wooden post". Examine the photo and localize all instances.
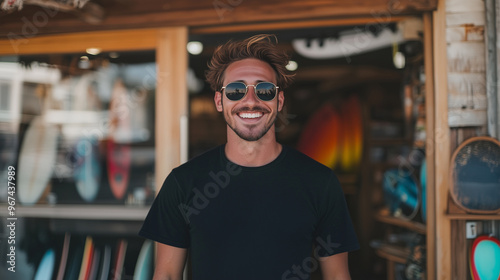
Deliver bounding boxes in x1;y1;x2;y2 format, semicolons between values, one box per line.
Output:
423;12;436;280
155;27;189;191
485;0;498;138
497;0;500;140
433;0;451;278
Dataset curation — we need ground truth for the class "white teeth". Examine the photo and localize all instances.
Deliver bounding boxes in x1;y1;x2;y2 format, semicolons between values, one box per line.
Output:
239;112;263;119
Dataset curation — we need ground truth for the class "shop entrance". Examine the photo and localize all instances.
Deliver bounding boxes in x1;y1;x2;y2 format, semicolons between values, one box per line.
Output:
186;19;428;280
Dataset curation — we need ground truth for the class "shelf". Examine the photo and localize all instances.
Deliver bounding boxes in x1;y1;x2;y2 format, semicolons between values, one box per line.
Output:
49;219;143;236
2;204;150;221
375;244;410;264
446;214;500;220
375;209;426;234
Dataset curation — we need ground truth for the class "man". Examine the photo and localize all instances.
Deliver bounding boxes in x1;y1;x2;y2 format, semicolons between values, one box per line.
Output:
139;34;359;280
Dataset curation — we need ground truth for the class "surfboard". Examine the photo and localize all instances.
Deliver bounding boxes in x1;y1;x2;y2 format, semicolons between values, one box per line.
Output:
351;96;363;170
470;235;500;280
56;233;71;280
34;249;56;280
64;236;84;280
297;102;341;169
107;140;131;200
18;116;59;205
420;158;427;223
73;137;101;202
98;244;112;280
78;236;94;280
297;95;363;172
88;246;101;280
112;239;128;280
107;80;132;200
109;79;132;144
339;99;354;171
339;95;363;172
133;240;154;280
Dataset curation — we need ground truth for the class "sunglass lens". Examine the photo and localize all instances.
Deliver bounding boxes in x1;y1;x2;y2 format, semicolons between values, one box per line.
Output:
255;82;276;101
225;82;246;101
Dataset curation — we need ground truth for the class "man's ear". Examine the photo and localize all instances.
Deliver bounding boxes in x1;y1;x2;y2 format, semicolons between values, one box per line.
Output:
277;91;285;112
214;91;223;112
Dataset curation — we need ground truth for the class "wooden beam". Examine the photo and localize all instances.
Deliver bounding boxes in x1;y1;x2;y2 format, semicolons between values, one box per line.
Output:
0;0;438;38
432;0;452;278
423;12;436;280
155;27;188;191
190;16;410;34
0;28;159;55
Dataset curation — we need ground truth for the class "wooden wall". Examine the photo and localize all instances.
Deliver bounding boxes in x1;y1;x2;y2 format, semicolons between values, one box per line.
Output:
446;0;488;128
444;1;500;279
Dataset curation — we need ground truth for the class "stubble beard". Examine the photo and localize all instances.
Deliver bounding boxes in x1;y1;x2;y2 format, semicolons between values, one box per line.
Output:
222;103;279;142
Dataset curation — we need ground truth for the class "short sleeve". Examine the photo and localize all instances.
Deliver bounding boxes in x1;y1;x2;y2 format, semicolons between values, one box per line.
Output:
314;173;359;257
139;171;190;248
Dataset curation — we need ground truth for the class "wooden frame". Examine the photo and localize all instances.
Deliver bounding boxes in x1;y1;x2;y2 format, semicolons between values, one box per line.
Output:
0;0;437;38
155;27;189;189
423;12;436;280
432;0;452;278
0;28;160;55
0;9;450;279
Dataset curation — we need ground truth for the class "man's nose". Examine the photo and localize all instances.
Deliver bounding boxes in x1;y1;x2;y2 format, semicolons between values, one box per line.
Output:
241;85;259;103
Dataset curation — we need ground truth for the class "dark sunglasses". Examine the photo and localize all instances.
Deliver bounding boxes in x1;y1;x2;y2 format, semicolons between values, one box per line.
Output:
221;82;279;101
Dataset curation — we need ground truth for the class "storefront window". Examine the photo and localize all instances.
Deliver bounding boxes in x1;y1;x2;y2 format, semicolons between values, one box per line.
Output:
0;51;156;205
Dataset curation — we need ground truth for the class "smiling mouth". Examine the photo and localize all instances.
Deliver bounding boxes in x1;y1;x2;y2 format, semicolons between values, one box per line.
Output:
238;112;264;119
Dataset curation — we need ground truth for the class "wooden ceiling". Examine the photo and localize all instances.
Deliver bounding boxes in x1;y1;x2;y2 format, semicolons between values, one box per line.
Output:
0;0;437;38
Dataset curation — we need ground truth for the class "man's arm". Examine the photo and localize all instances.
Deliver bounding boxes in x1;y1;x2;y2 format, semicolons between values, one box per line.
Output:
153;242;188;280
319;252;351;280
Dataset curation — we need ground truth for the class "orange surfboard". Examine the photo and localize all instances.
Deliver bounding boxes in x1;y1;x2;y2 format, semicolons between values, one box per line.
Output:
297;102;341;169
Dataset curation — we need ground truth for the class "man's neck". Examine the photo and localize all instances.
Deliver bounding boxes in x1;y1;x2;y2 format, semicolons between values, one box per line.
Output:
224;130;282;167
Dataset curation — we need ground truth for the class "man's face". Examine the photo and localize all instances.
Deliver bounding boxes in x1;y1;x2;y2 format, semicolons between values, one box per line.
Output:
214;58;284;142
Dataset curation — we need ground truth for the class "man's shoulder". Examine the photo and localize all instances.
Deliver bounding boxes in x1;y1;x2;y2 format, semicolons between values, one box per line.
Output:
284;146;334;174
173;145;223;175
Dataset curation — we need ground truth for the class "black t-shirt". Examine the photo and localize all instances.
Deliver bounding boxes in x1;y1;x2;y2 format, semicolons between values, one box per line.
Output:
139;145;359;279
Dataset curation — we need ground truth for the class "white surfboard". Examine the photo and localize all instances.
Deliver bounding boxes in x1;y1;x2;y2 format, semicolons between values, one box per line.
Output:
18;116;58;205
133;240;154;280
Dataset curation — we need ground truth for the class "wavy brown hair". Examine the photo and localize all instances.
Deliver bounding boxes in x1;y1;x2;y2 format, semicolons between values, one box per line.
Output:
205;34;295;92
